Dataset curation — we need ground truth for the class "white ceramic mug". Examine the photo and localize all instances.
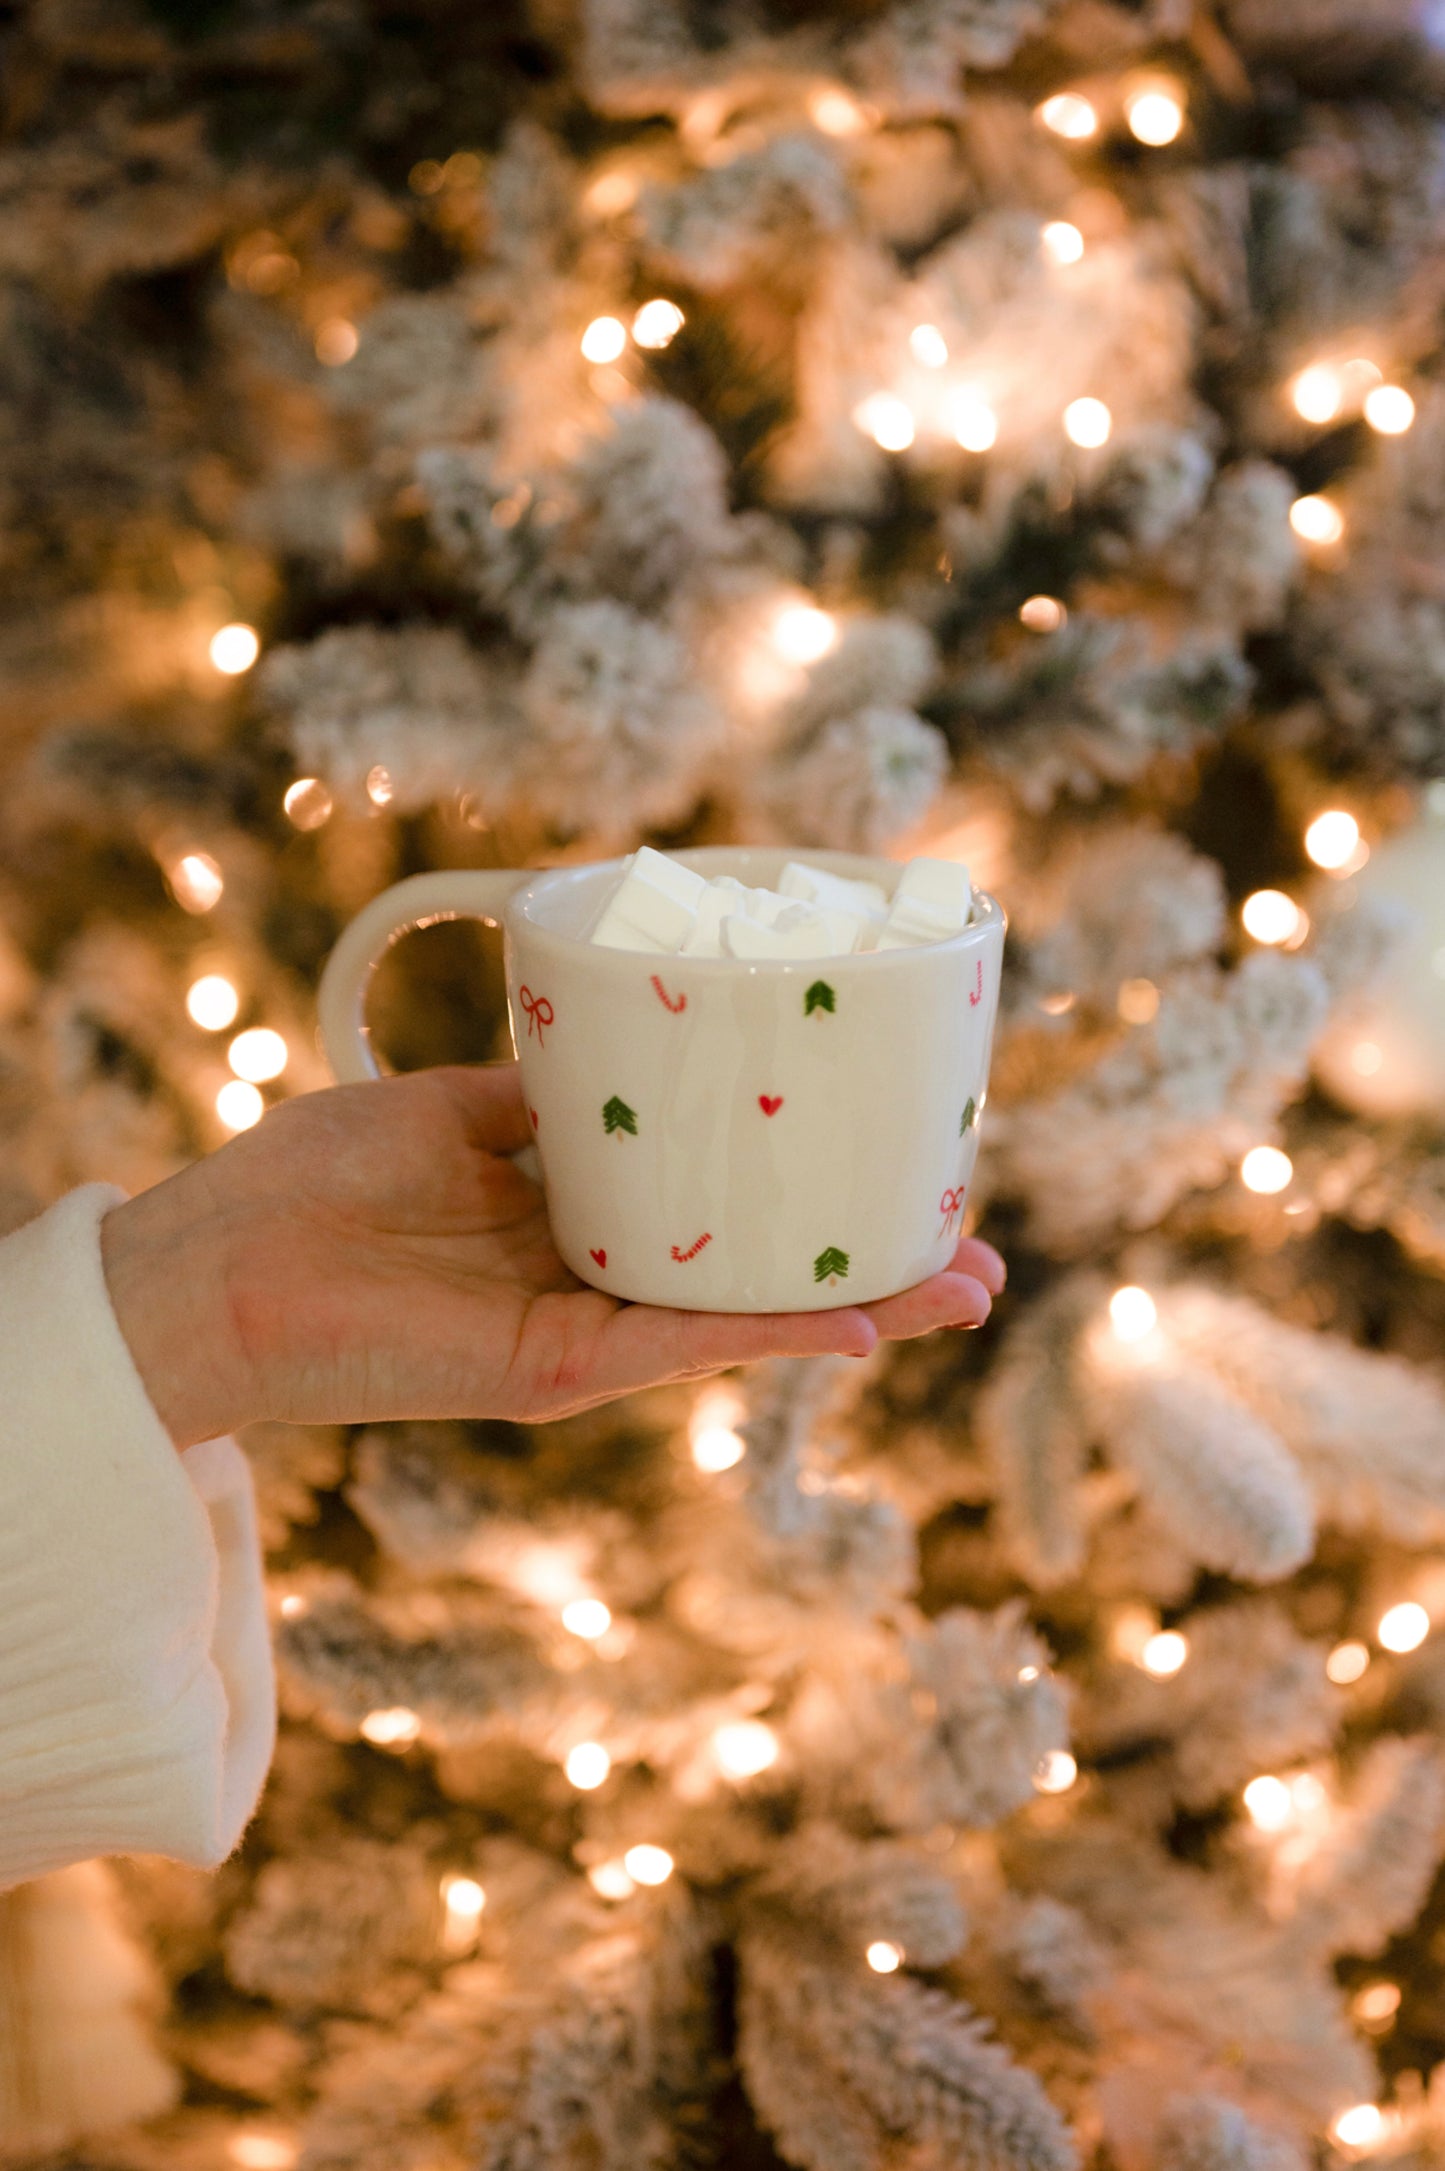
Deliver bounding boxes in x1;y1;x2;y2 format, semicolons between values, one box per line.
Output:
317;847;1005;1313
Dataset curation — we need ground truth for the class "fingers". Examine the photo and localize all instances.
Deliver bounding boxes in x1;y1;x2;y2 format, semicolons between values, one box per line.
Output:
862;1269;993;1341
950;1235;1006;1295
433;1062;536;1159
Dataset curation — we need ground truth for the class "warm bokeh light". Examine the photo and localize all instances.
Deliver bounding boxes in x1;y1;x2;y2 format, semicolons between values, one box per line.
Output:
228;1027;289;1083
561;1598;612;1640
1117;977;1159;1024
279;1593;308;1620
360;1706;421;1747
315;318;359;366
1242;889;1303;945
440;1873;486;1950
1378;1601;1430;1653
809;87;868;136
1063;396;1111;447
1353;1981;1402;2030
284;776;334;829
1241;1146;1293;1195
712;1720;779;1779
1289;493;1345;545
1033;1748;1078;1794
866;1940;903;1973
581;315;627;363
1332;2106;1385;2152
216;1080;265;1132
1304;809;1360;869
948;390;998;452
1019;595;1066;632
1109;1285;1157;1341
632;299;685;350
909;323;948;368
1139;1630;1188;1679
1038;93;1097;140
854;392;916;451
227;2138;297;2171
169;851;225;913
588;1859;636;1899
1243;1774;1292;1831
584;171;638;217
1041;220;1084;264
187;974;240;1030
365;764;394;807
1364;384;1415;435
623;1844;675;1886
565;1741;612;1789
1125;88;1184;145
1291;364;1343;424
772;602;838;666
1327;1640;1370;1685
1351;1041;1384;1077
210;622;260;675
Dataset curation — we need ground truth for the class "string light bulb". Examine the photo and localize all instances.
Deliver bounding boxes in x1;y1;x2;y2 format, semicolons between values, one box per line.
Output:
1019;595;1066;632
866;1940;903;1973
1353;1981;1402;2031
623;1844;674;1886
1327;1640;1370;1684
1378;1601;1430;1653
169;852;224;914
228;2138;297;2171
365;764;394;808
948;390;998;452
584;171;637;217
1038;93;1097;140
1125;87;1184;145
216;1080;264;1132
581;316;627;363
565;1741;611;1789
1289;494;1345;546
1117;978;1159;1024
1243;1774;1292;1830
1041;221;1084;264
1033;1749;1078;1794
360;1707;421;1747
632;299;684;350
314;319;359;366
1242;889;1303;945
1139;1630;1188;1678
440;1873;486;1951
187;974;239;1030
588;1859;636;1899
690;1382;747;1471
283;777;333;829
1108;1285;1157;1341
772;602;838;666
210;623;260;675
279;1593;307;1620
561;1598;612;1640
1364;384;1414;435
1332;2106;1385;2152
228;1028;288;1083
1063;397;1111;447
1291;364;1343;424
712;1720;779;1780
1304;809;1360;869
909;323;949;368
809;87;868;136
1241;1145;1293;1194
853;393;915;452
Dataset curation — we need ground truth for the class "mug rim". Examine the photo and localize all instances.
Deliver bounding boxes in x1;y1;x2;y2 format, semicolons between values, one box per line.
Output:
504;846;1006;970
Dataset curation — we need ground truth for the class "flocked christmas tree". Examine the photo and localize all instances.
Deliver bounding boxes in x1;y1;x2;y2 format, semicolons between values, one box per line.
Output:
8;0;1445;2163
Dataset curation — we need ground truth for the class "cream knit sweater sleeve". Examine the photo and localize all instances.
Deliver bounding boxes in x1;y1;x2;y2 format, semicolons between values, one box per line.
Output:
0;1184;276;1891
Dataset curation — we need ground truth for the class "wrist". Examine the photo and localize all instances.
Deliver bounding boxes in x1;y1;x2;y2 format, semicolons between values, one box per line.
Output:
100;1171;256;1451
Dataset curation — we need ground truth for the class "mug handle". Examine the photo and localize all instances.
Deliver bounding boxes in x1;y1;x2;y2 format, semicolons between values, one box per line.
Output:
317;869;535;1085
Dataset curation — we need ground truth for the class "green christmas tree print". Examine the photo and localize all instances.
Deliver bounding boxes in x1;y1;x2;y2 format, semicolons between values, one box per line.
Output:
602;1094;638;1136
804;980;836;1015
813;1246;850;1282
960;1096;977;1135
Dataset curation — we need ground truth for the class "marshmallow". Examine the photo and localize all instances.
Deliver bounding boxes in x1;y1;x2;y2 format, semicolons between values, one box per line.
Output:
591;846;707;953
681;876;749;956
721;903;862;960
779;861;889;924
875;856;973;949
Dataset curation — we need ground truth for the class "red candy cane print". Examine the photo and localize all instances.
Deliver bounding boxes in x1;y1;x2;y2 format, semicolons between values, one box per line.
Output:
968;959;984;1007
651;974;687;1013
671;1232;713;1262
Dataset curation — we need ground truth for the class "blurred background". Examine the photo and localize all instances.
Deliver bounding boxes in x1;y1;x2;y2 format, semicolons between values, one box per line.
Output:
7;2;1445;2166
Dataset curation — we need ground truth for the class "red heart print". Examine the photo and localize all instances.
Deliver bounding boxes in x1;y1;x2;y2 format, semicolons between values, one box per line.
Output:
529;1107;539;1129
759;1094;783;1116
590;1248;607;1268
